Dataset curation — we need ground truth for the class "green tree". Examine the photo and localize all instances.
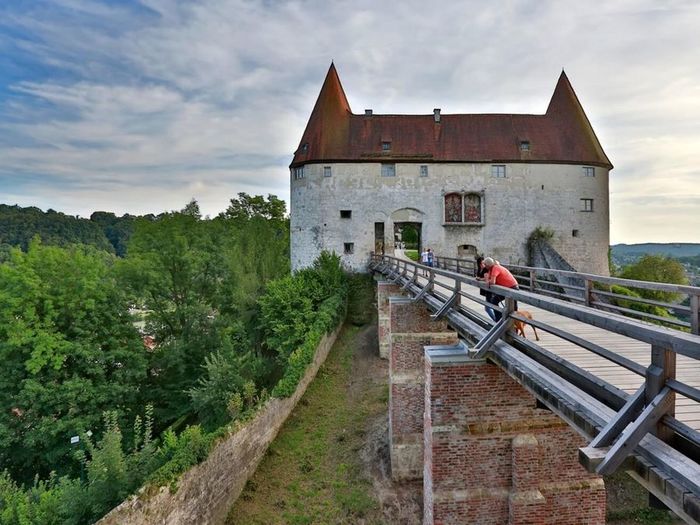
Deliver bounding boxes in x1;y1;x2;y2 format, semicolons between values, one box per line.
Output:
618;254;689;303
181;198;202;219
0;241;147;481
220;193;286;221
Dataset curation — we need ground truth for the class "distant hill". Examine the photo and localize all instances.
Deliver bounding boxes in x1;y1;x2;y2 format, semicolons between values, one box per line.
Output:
612;243;700;259
0;204;141;257
611;243;700;286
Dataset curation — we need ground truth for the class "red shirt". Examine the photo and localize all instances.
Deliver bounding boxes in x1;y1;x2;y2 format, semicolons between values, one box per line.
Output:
487;264;518;288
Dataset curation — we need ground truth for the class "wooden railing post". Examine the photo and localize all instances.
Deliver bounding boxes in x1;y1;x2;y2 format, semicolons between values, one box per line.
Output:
646;344;676;442
529;270;536;292
584;279;593;307
691;293;700;335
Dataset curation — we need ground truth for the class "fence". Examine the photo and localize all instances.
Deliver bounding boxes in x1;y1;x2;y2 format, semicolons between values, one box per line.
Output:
370;253;700;519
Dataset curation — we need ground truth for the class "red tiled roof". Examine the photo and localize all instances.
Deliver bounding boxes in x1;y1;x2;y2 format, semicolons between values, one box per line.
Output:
291;65;612;169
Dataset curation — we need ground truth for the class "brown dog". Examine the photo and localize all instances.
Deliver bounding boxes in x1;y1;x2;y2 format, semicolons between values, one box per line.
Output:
513;311;539;340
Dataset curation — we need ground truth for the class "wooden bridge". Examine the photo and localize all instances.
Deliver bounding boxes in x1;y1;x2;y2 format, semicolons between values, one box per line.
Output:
370;253;700;524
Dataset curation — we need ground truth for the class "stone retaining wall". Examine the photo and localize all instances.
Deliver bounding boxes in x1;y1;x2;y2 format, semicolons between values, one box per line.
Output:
98;324;343;525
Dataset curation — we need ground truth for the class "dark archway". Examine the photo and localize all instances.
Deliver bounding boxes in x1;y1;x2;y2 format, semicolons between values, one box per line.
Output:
394;222;422;253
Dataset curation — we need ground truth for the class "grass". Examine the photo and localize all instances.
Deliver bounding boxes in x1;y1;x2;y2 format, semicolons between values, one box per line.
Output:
404;249;419;261
227;276;386;525
606;470;684;524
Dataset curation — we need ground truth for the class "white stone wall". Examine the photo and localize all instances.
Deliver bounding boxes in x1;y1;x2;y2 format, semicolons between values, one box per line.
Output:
290;162;610;275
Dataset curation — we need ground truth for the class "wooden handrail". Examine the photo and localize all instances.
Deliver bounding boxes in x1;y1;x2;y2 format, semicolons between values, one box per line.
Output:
370;253;700;512
425;254;700;335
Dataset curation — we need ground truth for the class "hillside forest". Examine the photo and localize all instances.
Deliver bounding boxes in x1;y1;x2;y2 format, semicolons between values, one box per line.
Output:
0;195;350;524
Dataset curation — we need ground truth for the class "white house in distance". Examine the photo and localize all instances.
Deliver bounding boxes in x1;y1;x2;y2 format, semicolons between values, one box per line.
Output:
290;63;612;275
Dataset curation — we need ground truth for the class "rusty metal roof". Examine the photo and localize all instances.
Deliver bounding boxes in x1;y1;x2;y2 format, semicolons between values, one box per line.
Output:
291;65;612;170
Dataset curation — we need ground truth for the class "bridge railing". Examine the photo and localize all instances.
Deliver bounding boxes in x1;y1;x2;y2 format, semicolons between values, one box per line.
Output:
433;255;700;336
370;253;700;499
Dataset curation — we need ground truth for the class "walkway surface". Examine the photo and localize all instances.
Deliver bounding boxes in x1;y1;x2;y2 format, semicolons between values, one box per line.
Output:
392;250;700;432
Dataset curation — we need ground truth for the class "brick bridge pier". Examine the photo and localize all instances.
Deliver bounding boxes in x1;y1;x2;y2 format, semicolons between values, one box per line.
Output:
378;278;606;524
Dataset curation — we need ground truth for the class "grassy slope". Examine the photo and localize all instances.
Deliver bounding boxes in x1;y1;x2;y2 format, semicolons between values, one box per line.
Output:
227;276;387;525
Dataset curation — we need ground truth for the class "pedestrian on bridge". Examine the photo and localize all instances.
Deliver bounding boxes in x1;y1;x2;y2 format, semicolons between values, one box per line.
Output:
480;257;519;321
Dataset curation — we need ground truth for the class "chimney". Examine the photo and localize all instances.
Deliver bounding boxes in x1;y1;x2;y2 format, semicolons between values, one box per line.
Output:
365;109;373;116
433;108;441;123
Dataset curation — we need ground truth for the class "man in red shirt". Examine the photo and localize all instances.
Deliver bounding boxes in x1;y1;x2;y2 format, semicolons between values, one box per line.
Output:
480;257;519;321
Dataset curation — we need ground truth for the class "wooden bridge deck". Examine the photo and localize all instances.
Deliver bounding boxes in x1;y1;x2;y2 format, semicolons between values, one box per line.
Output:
395;251;700;432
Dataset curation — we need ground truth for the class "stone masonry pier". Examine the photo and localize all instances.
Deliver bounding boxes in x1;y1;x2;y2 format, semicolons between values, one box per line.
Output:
388;295;457;480
423;344;606;525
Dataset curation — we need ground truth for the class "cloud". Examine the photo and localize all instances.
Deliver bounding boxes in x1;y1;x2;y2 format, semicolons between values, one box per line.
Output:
1;0;699;243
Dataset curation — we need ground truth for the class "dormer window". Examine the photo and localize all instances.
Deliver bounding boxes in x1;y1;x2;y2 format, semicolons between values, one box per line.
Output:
381;141;391;151
300;143;309;153
520;141;530;151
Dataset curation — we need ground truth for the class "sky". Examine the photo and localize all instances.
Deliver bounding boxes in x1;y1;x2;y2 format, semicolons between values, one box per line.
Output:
0;0;699;244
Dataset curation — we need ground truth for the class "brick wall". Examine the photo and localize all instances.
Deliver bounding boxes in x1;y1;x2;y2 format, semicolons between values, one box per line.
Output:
424;350;605;525
388;297;456;481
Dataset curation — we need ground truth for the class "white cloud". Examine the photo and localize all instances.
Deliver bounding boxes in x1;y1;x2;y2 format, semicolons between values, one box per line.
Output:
1;0;699;242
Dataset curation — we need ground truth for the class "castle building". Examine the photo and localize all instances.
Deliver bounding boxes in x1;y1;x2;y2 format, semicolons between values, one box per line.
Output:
290;64;612;274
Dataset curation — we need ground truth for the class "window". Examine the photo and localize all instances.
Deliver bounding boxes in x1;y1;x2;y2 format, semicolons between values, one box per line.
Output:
491;165;506;178
300;143;309;153
581;198;594;212
464;193;482;222
340;210;352;219
344;242;354;254
381;141;391;151
572;229;579;237
444;192;483;224
444;193;462;223
520;141;530;151
583;166;595;177
323;166;332;177
420;165;429;177
292;166;305;180
381;163;396;177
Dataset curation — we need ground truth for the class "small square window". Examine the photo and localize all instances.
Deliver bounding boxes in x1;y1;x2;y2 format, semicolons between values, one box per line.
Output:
381;141;391;151
381;163;396;177
572;229;579;237
340;210;352;219
292;166;305;180
323;166;332;177
420;165;429;177
581;198;594;212
344;242;354;254
520;141;530;151
300;143;309;153
583;166;595;177
491;165;506;178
